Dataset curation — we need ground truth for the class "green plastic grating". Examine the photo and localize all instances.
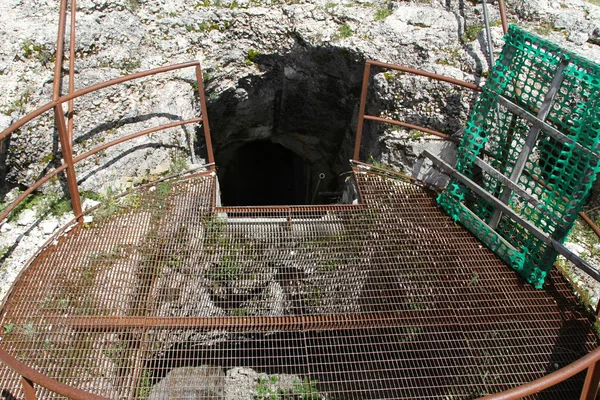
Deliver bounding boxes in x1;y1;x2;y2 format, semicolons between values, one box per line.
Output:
438;25;600;288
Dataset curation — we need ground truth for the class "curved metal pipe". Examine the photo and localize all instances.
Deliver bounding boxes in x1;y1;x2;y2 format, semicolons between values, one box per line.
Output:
0;118;202;223
0;60;200;142
0;346;110;400
366;60;483;92
480;346;600;399
363;115;460;143
72;117;202;163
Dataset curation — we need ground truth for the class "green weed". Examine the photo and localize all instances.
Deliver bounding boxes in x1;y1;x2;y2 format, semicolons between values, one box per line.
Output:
246;48;261;65
462;24;483;42
3;323;15;334
138;369;153;399
374;8;391;21
535;23;555;36
22;40;54;66
334;23;353;40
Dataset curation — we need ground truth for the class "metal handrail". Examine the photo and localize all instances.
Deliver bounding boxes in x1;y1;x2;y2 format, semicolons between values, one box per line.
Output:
0;0;597;398
480;345;600;400
0;60;204;142
0;347;109;400
353;58;600;399
352;59;482;161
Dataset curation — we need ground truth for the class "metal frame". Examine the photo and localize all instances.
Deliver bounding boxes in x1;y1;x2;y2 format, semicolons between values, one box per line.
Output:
488;59;570;228
421;150;600;282
1;0;600;397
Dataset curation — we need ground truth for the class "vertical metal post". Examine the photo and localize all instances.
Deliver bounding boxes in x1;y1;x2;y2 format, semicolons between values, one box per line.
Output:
581;360;600;400
481;0;495;69
67;0;76;144
21;376;36;400
52;0;68;101
55;107;83;220
195;64;215;171
497;0;509;34
53;0;83;222
353;62;371;161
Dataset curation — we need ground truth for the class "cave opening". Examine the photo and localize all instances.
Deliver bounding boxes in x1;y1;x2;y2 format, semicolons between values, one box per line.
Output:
220;140;308;206
203;43;369;207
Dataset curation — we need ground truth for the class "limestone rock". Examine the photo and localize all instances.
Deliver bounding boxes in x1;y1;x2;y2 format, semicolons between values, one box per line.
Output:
17;209;36;226
40;218;58;235
148;366;225;400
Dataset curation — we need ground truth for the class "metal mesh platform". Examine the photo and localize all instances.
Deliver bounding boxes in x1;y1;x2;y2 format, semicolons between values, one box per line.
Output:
0;169;597;399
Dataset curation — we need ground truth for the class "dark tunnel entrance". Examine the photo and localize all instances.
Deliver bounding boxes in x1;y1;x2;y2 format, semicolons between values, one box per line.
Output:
202;43;369;208
220;141;308;206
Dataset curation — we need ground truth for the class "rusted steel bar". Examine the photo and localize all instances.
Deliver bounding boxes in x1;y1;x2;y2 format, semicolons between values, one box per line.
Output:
54;106;83;221
480;347;600;399
45;312;438;331
72;118;202;164
0;347;110;400
0;165;68;222
353;62;371;160
367;60;483;92
579;212;600;241
67;0;76;144
21;376;36;400
195;65;215;170
363;115;460;144
0;61;200;142
581;358;600;400
216;204;364;214
52;0;68;101
497;0;509;34
0;119;203;223
52;0;83;220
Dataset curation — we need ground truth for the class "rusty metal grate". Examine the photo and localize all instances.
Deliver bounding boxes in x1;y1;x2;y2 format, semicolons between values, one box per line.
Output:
0;169;597;399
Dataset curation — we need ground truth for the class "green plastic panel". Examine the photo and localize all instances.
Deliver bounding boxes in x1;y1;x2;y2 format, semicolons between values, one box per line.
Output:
437;25;600;288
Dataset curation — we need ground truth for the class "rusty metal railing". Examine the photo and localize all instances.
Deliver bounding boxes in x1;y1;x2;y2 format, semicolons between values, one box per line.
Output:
0;3;214;225
481;345;600;400
352;50;600;400
0;0;214;397
1;0;599;397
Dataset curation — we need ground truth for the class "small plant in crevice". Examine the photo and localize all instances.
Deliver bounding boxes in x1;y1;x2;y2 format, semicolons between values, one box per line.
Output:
462;24;483;42
213;255;241;283
534;22;556;36
246;48;261;65
292;377;322;399
367;155;394;171
1;87;33;116
138;369;153;399
3;323;15;334
204;216;228;248
254;375;323;399
334;23;354;40
468;271;480;286
21;40;55;66
0;192;72;222
126;0;140;11
374;8;391;21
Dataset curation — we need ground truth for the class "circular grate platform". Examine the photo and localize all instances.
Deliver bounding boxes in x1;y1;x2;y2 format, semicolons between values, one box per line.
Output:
0;169;596;399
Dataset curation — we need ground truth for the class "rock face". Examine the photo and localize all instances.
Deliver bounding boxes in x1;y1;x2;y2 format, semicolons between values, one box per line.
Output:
1;0;599;202
148;365;225;399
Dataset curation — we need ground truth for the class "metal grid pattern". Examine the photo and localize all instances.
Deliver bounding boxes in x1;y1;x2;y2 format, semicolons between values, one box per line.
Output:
439;25;600;288
0;169;596;399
